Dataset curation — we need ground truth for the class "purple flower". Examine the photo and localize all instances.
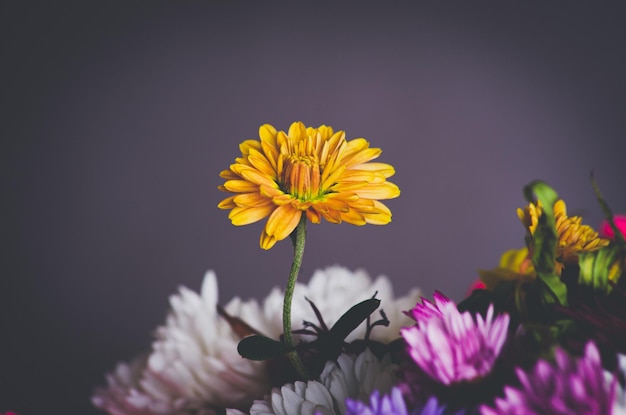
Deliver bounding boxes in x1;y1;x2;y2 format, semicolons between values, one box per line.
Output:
346;387;409;415
401;296;509;385
407;291;451;323
345;389;473;415
415;396;475;415
481;342;617;415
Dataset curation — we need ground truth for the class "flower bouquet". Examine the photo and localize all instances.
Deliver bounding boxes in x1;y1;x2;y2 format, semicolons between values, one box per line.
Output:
93;122;626;415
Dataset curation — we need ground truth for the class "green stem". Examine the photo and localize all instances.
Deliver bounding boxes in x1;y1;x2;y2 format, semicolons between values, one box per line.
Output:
283;214;309;380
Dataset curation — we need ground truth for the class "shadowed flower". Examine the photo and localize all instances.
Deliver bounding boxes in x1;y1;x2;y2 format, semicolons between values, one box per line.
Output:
481;342;618;415
218;121;400;249
517;199;609;274
401;296;509;386
93;267;420;414
478;247;535;291
557;282;626;355
248;348;398;414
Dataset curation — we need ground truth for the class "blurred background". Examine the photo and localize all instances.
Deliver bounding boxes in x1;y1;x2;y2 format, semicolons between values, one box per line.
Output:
2;2;626;413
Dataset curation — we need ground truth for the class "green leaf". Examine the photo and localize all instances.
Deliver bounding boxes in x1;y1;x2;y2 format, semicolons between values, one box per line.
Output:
329;298;380;340
523;180;568;306
237;335;290;361
590;171;625;247
579;246;618;293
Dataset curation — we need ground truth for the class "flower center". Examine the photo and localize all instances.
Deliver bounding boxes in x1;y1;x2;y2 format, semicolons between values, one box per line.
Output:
281;155;321;200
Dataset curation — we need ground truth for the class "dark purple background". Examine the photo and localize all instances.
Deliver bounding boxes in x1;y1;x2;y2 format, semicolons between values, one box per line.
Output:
3;3;626;414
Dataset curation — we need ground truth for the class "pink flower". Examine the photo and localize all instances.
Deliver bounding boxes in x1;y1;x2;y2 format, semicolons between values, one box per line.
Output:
401;294;509;385
406;291;451;323
600;214;626;239
481;342;617;415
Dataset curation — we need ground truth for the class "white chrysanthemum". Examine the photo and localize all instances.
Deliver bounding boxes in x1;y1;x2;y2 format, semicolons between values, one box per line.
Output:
260;266;422;343
94;267;420;414
93;271;272;414
248;348;398;415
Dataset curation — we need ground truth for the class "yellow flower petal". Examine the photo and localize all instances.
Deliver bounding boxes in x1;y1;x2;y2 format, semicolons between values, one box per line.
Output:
219;169;240;180
337;170;376;183
237;167;278;188
343;143;381;167
248;148;277;178
259;185;283;198
265;204;302;241
217;196;237;209
314;198;350;213
306;209;322;224
288;121;307;140
272;193;294;206
260;231;278;250
239;139;262;155
321;165;346;191
339;209;367;226
363;212;392;225
259;124;278;146
319;207;342;224
233;193;271;207
229;205;275;226
353;182;401;200
350;162;396;178
223;180;259;193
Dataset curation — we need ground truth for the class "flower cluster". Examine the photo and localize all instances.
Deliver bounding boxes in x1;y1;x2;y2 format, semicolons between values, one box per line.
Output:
482;342;619;415
93;267;421;414
92;123;626;415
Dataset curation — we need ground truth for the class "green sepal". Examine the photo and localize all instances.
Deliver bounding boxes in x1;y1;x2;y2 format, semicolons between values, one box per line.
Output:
523;180;568;306
578;246;619;293
329;298;380;341
237;335;290;361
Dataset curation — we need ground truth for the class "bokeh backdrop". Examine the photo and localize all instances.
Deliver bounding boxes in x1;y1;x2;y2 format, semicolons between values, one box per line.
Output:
3;2;626;414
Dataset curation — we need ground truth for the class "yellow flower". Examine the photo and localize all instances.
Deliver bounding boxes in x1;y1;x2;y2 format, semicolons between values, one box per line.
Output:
517;199;609;273
479;247;536;291
218;122;400;249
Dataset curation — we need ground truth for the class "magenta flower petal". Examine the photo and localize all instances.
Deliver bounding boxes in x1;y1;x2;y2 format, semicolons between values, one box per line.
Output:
600;214;626;239
466;279;487;297
482;342;617;415
402;294;509;386
408;291;452;323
